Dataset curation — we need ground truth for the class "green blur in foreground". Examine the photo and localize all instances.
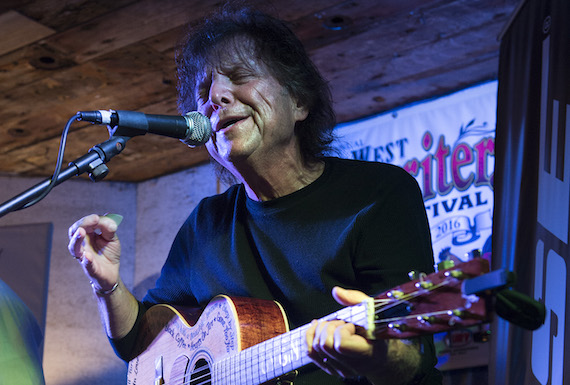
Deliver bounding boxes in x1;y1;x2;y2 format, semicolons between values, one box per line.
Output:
0;280;45;385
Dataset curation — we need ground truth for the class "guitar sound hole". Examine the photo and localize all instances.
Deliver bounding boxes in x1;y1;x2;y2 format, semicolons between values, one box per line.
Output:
189;358;211;385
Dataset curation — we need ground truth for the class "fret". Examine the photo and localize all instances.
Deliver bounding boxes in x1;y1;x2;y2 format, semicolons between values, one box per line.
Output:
257;343;265;384
277;334;290;375
230;353;238;384
260;333;270;383
249;343;259;385
266;334;280;379
295;325;312;367
241;345;248;384
242;349;249;385
249;344;258;385
212;357;221;384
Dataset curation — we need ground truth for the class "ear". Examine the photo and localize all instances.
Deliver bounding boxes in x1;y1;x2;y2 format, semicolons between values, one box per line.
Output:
293;99;309;123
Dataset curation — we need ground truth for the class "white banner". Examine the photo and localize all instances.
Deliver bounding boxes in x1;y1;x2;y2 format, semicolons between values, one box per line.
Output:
334;81;497;370
334;81;496;265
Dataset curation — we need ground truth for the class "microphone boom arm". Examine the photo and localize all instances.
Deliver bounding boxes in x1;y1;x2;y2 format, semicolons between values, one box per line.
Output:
0;108;212;218
0;135;131;218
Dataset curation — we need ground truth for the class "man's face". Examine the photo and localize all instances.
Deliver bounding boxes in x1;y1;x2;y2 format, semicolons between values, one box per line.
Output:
195;47;308;171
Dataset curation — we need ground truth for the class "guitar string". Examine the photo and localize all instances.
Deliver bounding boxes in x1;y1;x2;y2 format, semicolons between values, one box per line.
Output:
163;302;382;384
163;277;463;384
164;294;441;384
163;321;331;385
165;310;456;385
209;322;318;385
372;277;457;321
372;277;463;327
163;308;366;385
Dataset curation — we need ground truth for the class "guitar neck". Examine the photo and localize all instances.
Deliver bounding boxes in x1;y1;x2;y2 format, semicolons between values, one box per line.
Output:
211;300;373;384
210;258;493;384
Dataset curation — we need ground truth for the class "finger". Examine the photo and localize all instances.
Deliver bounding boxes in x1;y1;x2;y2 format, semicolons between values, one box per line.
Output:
314;321;339;353
332;286;370;306
333;323;371;357
307;321;332;374
68;228;86;259
96;215;120;242
68;214;100;239
313;321;351;360
313;322;360;378
68;229;98;266
306;320;318;353
316;321;360;358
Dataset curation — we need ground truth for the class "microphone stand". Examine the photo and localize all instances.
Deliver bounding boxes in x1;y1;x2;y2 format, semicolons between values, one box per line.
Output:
0;135;131;218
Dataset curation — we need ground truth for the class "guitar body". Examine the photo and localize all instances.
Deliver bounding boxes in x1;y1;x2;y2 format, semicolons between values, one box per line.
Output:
127;296;288;385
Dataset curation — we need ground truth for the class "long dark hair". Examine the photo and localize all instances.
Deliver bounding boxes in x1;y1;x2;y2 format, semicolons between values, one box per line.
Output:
176;4;336;164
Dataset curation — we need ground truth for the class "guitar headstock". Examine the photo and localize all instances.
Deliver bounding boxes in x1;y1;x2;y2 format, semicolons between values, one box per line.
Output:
372;258;491;339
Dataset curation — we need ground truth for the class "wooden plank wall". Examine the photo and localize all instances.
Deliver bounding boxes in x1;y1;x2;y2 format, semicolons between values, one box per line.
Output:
0;0;517;182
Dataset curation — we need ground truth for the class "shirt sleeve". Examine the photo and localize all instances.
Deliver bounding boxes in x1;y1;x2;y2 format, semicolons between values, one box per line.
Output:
108;301;148;362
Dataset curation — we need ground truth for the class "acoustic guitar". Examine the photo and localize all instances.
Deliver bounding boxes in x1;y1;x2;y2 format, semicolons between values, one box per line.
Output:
127;258;493;385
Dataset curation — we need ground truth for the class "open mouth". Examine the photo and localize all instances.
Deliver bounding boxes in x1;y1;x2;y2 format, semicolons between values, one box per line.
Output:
222;118;240;129
218;116;246;131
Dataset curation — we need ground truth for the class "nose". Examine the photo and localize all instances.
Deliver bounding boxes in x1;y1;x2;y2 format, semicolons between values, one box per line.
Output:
209;75;233;110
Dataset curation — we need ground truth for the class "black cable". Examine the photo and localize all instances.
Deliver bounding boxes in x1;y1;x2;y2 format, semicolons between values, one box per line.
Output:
19;113;80;209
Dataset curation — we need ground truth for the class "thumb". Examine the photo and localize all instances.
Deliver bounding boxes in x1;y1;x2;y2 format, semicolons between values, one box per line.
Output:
332;286;370;306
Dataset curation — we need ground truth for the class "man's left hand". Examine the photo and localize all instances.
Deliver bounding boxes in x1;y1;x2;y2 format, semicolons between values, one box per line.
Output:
305;287;388;379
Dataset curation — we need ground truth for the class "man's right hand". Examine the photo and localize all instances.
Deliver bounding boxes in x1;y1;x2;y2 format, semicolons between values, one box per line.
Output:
68;214;123;293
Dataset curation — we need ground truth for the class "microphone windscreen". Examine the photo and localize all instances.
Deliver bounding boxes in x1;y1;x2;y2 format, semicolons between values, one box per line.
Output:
182;111;212;147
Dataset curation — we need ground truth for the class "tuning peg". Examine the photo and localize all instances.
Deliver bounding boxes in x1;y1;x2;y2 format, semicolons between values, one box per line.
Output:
386;290;404;299
445;309;466;327
417;315;452;326
416;315;437;324
408;272;433;289
387;322;408;332
415;280;434;289
437;260;455;271
444;269;467;279
447;309;465;317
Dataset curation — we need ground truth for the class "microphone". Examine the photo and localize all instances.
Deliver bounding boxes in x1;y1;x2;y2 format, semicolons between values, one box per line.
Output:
77;110;212;147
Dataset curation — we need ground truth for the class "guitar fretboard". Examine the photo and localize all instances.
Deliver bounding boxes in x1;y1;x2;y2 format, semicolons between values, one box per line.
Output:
211;301;371;385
